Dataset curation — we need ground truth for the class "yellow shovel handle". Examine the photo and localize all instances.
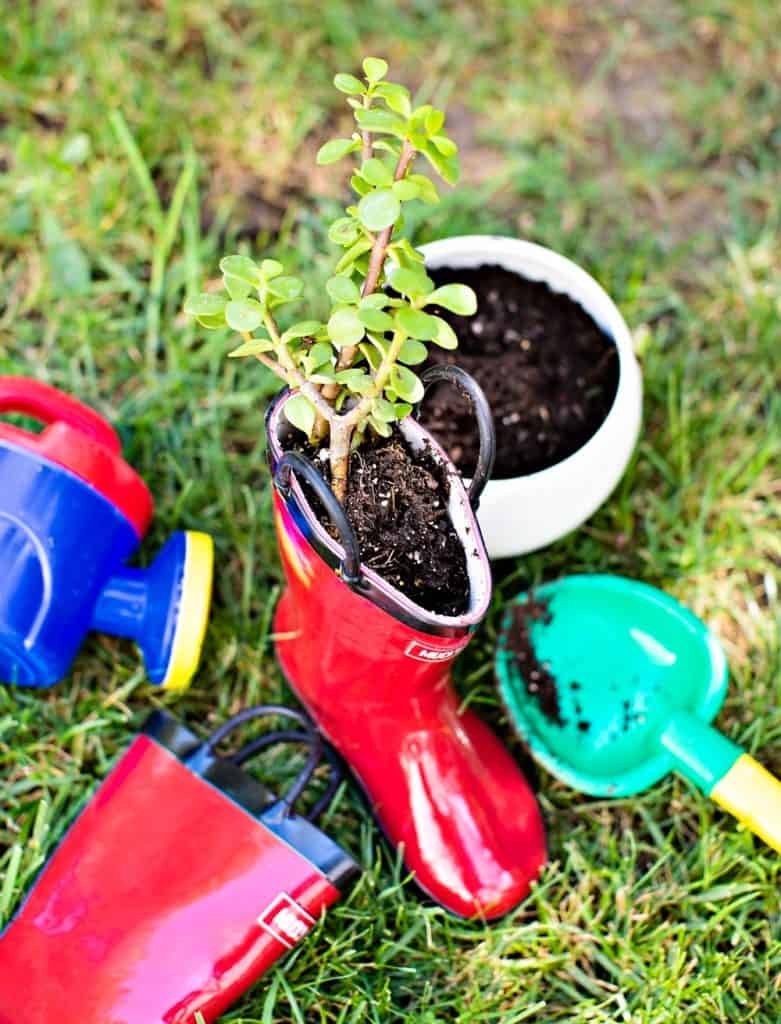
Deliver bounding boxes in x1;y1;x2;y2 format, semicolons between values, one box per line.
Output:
711;754;781;854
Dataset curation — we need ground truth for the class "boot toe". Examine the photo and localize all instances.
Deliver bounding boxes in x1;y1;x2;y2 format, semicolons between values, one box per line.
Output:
396;722;547;919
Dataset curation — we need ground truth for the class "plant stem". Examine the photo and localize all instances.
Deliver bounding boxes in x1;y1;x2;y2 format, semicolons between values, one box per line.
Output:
360;95;372;163
327;328;407;501
360;138;415;298
328;415;353;504
333;139;416;376
245;338;335;424
262;312;295;372
312;411;330;442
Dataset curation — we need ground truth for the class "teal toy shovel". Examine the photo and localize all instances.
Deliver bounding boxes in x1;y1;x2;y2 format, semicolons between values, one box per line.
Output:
496;575;781;853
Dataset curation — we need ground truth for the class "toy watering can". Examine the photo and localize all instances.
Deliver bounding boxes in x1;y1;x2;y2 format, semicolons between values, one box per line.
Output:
0;376;213;690
0;705;359;1024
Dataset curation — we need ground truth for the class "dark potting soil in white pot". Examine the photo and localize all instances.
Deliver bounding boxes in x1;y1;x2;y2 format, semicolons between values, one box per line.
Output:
420;264;620;480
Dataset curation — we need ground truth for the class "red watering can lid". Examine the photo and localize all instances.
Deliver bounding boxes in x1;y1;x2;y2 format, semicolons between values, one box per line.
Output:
0;376;153;537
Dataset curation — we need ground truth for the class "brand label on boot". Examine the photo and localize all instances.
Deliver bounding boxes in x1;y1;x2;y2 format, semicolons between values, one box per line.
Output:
258;893;316;948
405;639;469;662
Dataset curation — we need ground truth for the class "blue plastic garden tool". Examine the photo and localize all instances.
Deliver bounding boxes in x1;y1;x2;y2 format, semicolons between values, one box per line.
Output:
0;376;213;689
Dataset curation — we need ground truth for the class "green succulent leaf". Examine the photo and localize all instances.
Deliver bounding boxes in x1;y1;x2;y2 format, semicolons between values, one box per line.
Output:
373;397;411;421
391;238;426;267
426;283;477;315
425;108;445;135
260;259;284;279
317;138;360;165
281;320;323;344
310;367;337;384
184;293;227;317
398;338;428;364
360;292;390;309
225;298;264;332
364;331;390;355
328;307;365;348
267;276;303;301
388;265;434;298
363;57;388;83
355;108;407;138
228;336;273;357
219;255;259;286
195;312;227;330
350;173;372;197
359;341;382;372
409;105;434;132
431;135;457;156
326;275;361;304
395;307;440;340
284;394;316;437
335;238;373;274
328;217;360;245
334;73;365;96
430;315;458;349
372;397;397;422
357;189;401;231
368;415;393;438
374;82;412;117
361;158;394;187
421;142;460;185
358;307;395;332
336;368;373;393
392;179;420;201
390;364;424;403
407;174;439;203
223;274;252;300
307;341;335;366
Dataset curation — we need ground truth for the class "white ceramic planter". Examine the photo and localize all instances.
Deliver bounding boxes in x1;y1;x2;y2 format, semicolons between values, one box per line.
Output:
419;236;642;560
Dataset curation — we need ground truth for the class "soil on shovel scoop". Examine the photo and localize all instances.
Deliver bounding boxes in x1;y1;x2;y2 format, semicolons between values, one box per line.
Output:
420;264;620;479
299;430;470;617
506;596;565;726
507;596;595;732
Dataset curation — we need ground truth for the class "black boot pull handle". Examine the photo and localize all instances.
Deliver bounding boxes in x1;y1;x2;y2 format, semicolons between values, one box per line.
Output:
231;729;343;824
205;705;341;822
417;365;496;511
275;451;362;587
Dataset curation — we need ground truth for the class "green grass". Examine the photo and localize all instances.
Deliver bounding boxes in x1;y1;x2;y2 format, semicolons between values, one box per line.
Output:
1;1;780;1021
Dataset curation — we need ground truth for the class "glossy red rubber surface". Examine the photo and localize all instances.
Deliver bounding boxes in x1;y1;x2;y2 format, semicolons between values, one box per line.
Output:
0;736;340;1024
273;495;546;919
0;376;152;536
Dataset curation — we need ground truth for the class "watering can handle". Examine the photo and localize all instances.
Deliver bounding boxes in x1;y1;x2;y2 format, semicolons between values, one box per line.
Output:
0;377;121;452
710;755;781;854
417;365;496;511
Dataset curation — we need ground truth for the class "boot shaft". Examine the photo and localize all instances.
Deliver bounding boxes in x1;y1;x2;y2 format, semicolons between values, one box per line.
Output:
0;711;357;1024
267;392;492;709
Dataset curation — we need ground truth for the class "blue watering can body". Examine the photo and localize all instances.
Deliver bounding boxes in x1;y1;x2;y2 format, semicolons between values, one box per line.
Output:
0;376;213;690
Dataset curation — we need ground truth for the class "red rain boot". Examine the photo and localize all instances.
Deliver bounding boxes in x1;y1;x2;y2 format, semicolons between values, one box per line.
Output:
267;371;546;920
0;707;357;1024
